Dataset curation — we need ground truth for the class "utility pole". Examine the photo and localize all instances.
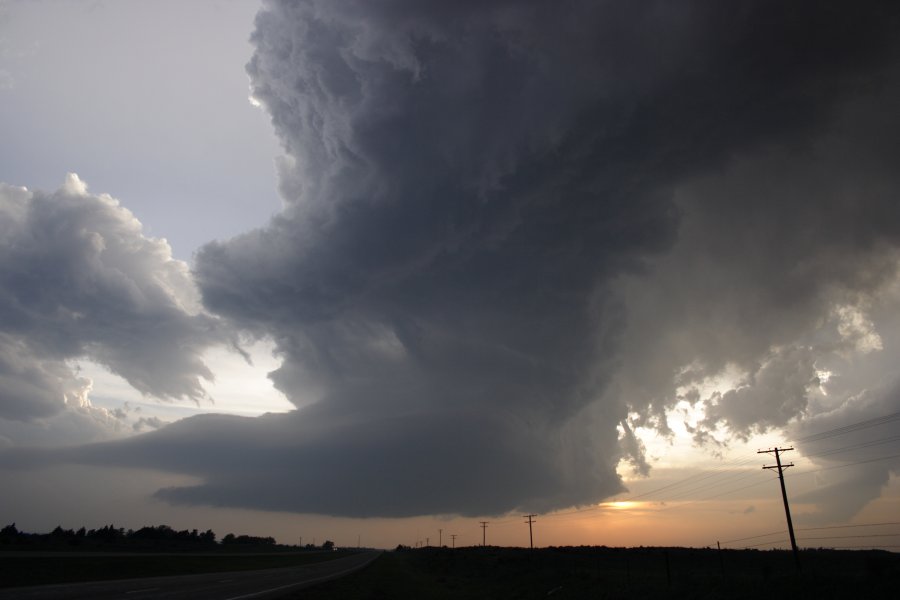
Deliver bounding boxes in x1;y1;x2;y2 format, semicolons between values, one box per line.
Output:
426;537;429;547
439;529;442;548
480;521;489;547
759;447;800;571
451;534;457;549
524;514;537;550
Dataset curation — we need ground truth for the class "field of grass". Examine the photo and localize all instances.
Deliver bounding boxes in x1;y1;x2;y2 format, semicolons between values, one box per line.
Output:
0;550;354;588
286;546;900;600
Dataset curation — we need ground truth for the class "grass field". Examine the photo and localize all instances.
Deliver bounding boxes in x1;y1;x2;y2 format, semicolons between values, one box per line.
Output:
285;546;900;600
3;545;897;597
0;550;354;588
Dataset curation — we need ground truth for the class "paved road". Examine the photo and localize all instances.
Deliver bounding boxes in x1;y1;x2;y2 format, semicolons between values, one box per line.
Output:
0;550;381;600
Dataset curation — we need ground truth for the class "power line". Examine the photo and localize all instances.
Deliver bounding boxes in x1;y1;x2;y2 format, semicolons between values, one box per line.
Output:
650;469;764;503
540;471;772;529
792;451;900;476
797;521;900;532
795;410;900;444
825;544;900;549
544;465;764;522
720;529;785;545
799;533;900;541
544;455;764;521
801;434;900;459
740;538;790;549
694;475;772;502
617;456;762;503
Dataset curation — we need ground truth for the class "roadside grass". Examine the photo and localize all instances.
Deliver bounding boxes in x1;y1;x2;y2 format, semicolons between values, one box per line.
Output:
0;551;354;588
285;546;900;600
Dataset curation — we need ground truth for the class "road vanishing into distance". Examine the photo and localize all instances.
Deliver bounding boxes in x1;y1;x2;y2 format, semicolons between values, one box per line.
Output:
0;550;380;600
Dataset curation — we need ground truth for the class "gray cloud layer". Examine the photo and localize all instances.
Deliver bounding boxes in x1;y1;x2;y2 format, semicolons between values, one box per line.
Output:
4;0;900;519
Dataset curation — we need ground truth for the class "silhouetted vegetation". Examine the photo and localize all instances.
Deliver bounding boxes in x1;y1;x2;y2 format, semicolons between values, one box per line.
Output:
0;523;358;588
0;522;328;554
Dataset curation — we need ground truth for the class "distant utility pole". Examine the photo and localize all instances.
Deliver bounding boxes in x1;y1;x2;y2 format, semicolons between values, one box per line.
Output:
524;514;537;550
451;534;457;549
759;447;800;571
480;521;489;547
426;537;430;547
439;529;443;548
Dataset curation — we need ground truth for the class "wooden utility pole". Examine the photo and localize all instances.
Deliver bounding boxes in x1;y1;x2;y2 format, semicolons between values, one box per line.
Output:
480;521;489;547
759;447;800;571
716;540;724;575
524;514;537;550
451;534;457;548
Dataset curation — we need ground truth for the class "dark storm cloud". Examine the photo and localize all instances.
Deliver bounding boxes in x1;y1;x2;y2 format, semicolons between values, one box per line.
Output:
0;176;222;422
608;57;900;514
183;0;900;517
615;72;900;427
10;0;900;519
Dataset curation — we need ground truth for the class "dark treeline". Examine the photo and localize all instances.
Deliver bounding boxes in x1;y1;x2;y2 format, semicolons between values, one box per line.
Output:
0;523;331;553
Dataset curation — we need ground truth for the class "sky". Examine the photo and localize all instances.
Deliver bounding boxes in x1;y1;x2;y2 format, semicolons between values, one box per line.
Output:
1;0;899;551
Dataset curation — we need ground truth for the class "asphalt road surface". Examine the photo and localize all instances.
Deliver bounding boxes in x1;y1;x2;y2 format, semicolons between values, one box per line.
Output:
0;550;381;600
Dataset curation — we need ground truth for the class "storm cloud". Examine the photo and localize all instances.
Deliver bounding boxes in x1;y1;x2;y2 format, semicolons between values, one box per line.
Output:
0;175;222;423
5;0;900;519
186;0;900;517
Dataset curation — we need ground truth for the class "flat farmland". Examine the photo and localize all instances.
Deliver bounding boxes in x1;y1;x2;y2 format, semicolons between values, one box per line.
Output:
285;546;900;600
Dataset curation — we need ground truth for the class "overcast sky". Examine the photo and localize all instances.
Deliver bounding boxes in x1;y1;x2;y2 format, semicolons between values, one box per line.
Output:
1;0;899;550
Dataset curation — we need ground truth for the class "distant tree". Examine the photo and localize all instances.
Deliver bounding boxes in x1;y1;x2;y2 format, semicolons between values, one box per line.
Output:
322;540;335;551
0;523;18;539
90;525;125;540
51;526;74;538
222;533;236;544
